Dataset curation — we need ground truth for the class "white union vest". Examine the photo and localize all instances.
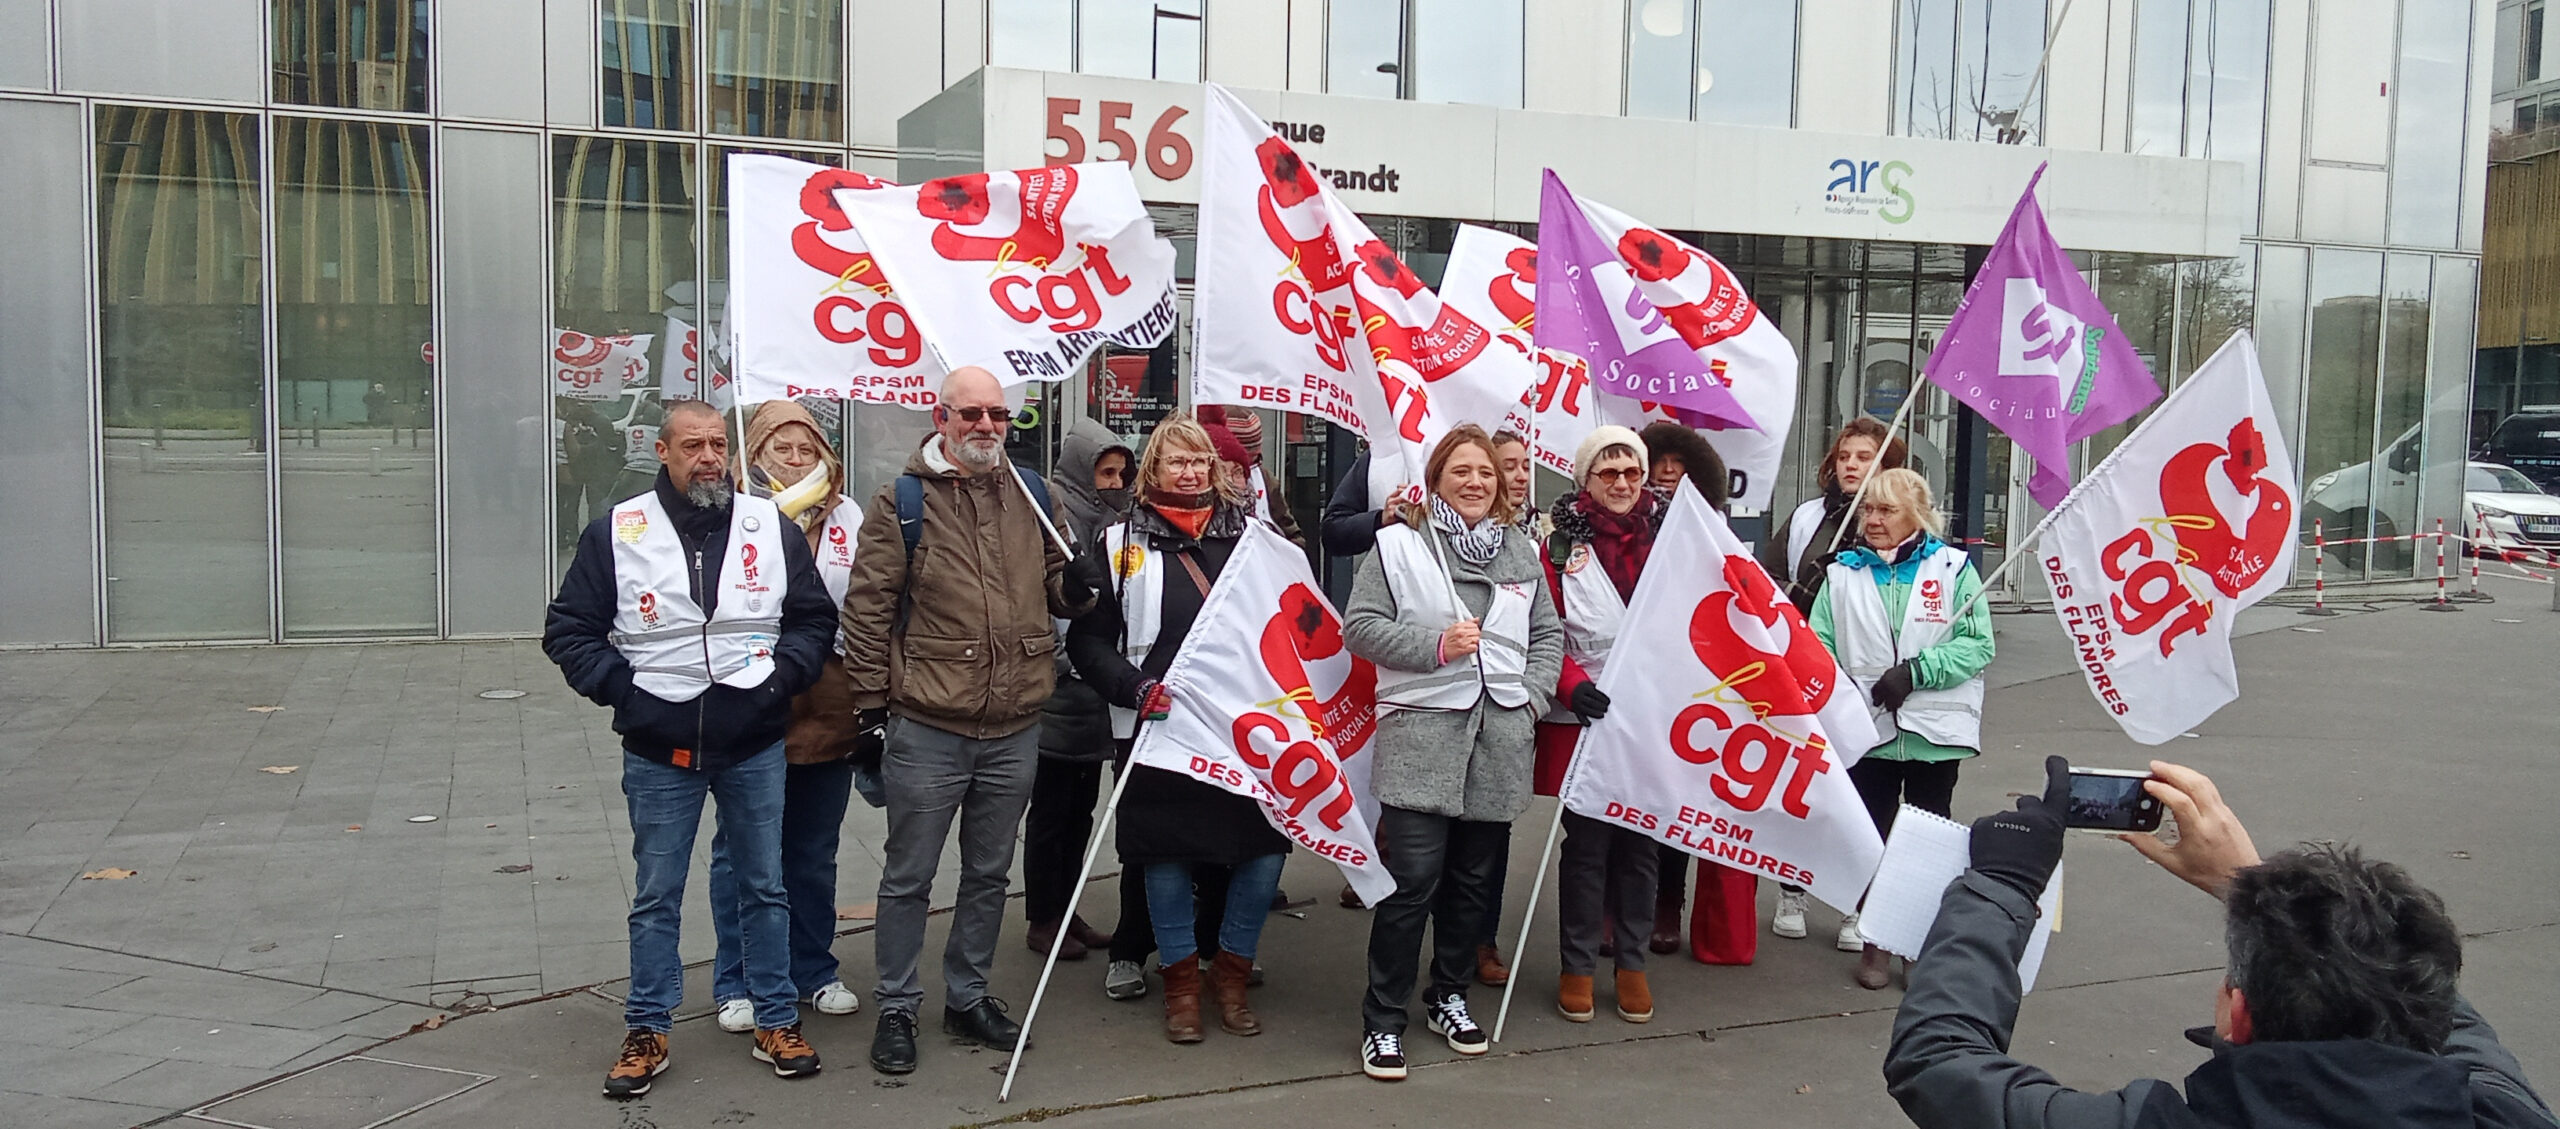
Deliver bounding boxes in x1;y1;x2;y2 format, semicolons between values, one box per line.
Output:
1372;523;1533;715
1825;544;1984;752
1101;522;1170;739
1545;539;1626;724
607;490;791;702
812;497;863;655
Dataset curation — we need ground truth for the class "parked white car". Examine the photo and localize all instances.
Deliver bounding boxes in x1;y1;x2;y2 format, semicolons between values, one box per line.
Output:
2465;462;2560;563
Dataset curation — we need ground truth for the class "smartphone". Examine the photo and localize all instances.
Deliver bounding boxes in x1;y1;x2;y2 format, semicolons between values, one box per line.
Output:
2065;767;2165;832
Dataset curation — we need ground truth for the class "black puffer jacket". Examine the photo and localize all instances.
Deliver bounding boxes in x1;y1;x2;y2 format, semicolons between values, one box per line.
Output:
542;469;837;770
1039;417;1135;762
1068;500;1291;866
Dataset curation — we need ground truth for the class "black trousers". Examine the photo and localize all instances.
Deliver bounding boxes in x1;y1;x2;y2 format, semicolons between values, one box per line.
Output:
1558;812;1658;974
1363;806;1509;1035
1022;756;1106;925
1847;756;1961;839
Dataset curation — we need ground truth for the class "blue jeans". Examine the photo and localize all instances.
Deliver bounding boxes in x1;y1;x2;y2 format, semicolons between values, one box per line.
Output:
711;757;854;1002
1144;853;1286;965
620;744;794;1032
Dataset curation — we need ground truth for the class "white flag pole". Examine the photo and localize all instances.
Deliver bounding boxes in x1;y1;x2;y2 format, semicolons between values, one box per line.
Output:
1825;379;1925;556
998;758;1137;1103
1492;792;1568;1043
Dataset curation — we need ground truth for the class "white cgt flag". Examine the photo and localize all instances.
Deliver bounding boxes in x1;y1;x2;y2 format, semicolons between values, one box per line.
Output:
1437;224;1674;480
552;330;652;402
725;154;942;408
833;162;1180;385
2036;331;2296;744
1561;481;1883;912
1128;522;1397;907
1572;197;1799;511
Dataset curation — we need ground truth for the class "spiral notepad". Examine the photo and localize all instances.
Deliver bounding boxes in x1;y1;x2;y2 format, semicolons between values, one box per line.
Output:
1856;804;2064;992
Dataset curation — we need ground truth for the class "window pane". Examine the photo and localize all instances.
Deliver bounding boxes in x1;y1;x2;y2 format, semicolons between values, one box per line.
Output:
97;106;270;642
601;0;692;130
2529;2;2547;84
0;100;101;645
2302;248;2383;578
273;0;431;112
707;0;841;141
2366;254;2431;577
274;118;436;637
440;127;553;636
2128;0;2189;154
1411;0;1523;107
2197;0;2269;234
2253;243;2308;510
2495;2;2522;96
1696;0;1796;126
1081;0;1203;81
2423;259;2477;533
1627;0;1696;119
1329;0;1403;97
1894;0;1960;137
1959;0;2048;141
2387;0;2471;247
2175;248;2255;383
552;136;697;567
989;0;1072;71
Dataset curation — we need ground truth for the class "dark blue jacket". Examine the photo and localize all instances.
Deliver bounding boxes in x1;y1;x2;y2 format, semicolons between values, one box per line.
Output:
542;469;837;770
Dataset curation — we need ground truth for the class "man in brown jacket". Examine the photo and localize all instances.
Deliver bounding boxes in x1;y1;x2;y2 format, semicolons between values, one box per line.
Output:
838;366;1103;1076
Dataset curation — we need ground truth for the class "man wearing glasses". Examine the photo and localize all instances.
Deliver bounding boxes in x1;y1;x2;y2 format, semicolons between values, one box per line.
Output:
838;366;1107;1075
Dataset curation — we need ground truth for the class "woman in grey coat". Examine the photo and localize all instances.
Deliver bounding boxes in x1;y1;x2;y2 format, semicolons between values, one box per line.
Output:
1341;425;1563;1082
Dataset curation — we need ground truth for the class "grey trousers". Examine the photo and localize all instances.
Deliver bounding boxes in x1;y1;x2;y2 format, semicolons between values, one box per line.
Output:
872;716;1038;1017
1556;811;1659;975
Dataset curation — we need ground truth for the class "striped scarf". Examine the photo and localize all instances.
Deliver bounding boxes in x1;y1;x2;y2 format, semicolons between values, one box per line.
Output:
1429;495;1507;566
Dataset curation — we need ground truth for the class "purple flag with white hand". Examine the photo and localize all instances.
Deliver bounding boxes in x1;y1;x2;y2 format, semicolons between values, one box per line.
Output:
1533;170;1757;431
1922;163;2161;508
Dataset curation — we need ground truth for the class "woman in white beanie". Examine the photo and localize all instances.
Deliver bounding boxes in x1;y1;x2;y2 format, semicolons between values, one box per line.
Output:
1528;424;1664;1025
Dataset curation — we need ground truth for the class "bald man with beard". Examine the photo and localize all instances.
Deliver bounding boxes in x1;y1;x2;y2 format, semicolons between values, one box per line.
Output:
836;366;1107;1075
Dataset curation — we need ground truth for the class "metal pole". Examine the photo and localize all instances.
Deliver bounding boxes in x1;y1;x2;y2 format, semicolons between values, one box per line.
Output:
2425;516;2460;611
999;760;1137;1102
1492;793;1568;1043
2302;519;2339;615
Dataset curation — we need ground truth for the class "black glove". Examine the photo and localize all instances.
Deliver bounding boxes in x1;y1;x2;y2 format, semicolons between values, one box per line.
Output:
852;707;889;770
1569;682;1612;722
1060;551;1109;603
1970;755;2070;901
1870;661;1916;712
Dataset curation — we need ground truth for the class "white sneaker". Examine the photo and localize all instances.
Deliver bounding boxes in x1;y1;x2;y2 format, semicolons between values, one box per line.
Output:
1836;913;1866;953
716;998;754;1033
1103;959;1148;1001
811;980;861;1016
1771;890;1809;939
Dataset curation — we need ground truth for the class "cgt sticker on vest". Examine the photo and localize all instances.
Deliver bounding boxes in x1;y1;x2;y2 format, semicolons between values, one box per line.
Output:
1116;543;1148;579
614;508;649;544
1917;577;1948;623
1564;543;1594;575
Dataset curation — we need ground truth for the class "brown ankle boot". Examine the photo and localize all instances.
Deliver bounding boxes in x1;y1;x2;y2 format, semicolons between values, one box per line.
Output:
1209;951;1262;1036
1614;969;1654;1023
1160;956;1205;1043
1557;972;1595;1022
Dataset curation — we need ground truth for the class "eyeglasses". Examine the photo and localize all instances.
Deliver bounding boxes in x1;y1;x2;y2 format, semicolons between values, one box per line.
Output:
1589;467;1644;484
943;406;1005;423
1161;455;1216;472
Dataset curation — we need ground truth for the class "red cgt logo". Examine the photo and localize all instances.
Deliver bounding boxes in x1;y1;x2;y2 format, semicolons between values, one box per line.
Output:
1229;582;1378;833
918;168;1078;267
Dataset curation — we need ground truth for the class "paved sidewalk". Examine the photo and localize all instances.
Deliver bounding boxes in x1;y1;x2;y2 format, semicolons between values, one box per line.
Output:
0;579;2551;1127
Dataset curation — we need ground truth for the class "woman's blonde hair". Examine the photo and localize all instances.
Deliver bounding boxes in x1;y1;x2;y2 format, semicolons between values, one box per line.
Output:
1402;424;1515;527
1136;413;1248;504
1860;467;1944;537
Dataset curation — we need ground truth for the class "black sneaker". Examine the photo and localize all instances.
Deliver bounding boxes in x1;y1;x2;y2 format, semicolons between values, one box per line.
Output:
1426;992;1489;1055
1361;1029;1407;1081
943;997;1025;1051
869;1010;917;1075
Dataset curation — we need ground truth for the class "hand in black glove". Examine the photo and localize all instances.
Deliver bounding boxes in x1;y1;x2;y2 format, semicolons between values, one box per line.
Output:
1569;682;1612;722
1970;755;2070;901
1869;661;1916;712
852;707;890;772
1060;550;1110;602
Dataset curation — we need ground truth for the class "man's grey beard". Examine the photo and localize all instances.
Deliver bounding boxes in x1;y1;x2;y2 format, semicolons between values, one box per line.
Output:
953;434;1004;472
684;476;734;509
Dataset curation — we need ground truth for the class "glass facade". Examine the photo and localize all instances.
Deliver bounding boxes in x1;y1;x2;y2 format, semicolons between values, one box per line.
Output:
0;0;2493;644
1625;0;1798;126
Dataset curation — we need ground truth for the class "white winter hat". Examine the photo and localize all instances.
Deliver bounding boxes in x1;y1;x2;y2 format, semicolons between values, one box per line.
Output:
1573;425;1648;486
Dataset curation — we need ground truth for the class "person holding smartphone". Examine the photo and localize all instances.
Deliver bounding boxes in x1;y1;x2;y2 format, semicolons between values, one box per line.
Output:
1886;757;2555;1129
1810;468;1995;990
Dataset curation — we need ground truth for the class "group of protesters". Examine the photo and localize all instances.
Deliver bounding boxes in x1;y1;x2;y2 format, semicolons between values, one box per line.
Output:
539;363;2010;1093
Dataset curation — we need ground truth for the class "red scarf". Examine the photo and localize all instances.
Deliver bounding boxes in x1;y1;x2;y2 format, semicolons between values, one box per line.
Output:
1579;492;1657;601
1146;486;1216;539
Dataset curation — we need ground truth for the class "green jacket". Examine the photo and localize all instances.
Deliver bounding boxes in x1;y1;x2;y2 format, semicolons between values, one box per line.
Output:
1809;534;1994;762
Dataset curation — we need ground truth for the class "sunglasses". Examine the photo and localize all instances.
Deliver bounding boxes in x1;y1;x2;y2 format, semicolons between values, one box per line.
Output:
942;406;1006;423
1589;467;1644;484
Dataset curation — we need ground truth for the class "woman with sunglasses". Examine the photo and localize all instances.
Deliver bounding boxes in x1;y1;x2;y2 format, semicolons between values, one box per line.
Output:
1342;425;1565;1081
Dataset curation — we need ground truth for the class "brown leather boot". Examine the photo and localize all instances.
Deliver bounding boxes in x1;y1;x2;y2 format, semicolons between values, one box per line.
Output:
1557;972;1595;1022
1475;943;1510;987
1614;969;1654;1023
1648;892;1683;955
1209;951;1263;1036
1160;956;1205;1043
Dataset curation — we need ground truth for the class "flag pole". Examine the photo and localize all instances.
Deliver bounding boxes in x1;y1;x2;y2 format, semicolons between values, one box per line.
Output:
1492;793;1568;1043
998;758;1137;1103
